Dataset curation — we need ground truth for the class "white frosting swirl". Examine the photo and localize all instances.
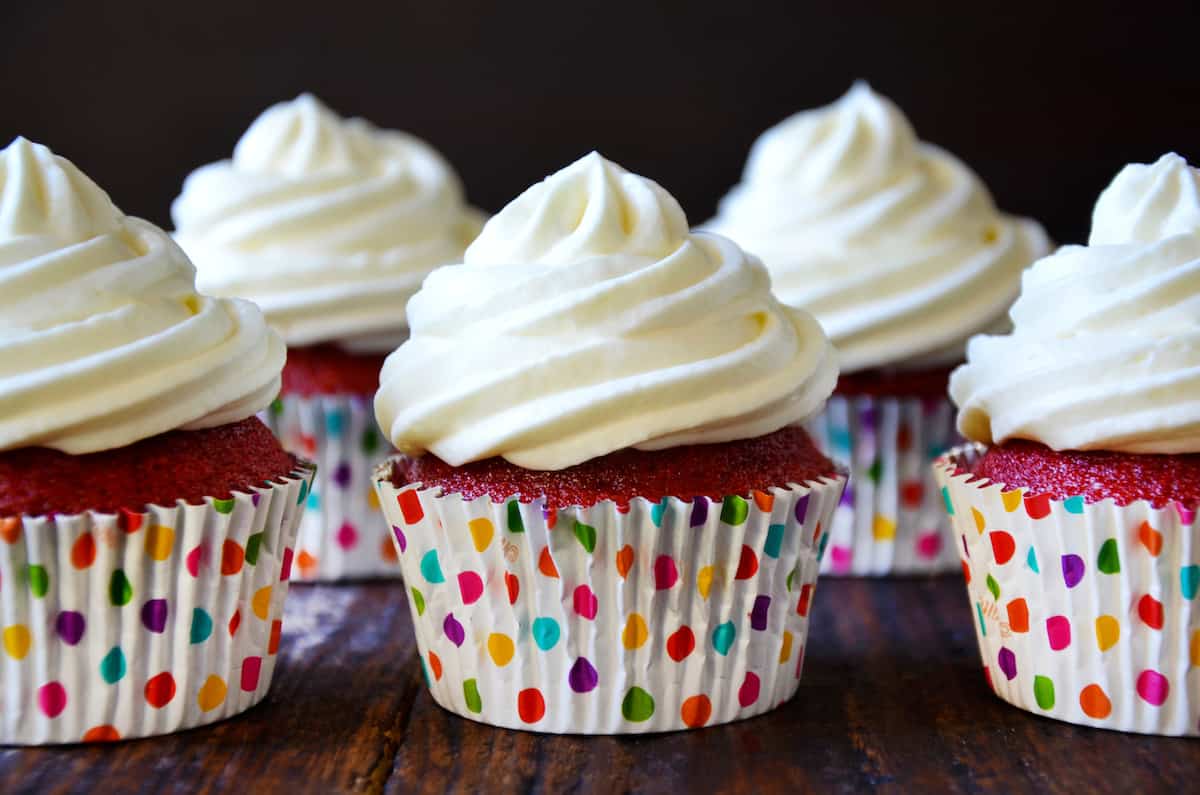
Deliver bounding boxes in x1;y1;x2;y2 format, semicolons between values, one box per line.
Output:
375;153;838;470
0;138;284;454
171;94;483;350
708;82;1049;373
950;153;1200;454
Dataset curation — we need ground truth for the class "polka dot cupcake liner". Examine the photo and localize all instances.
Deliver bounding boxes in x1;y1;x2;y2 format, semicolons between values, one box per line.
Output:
263;394;397;582
374;462;846;733
935;444;1199;737
807;394;961;576
0;463;315;745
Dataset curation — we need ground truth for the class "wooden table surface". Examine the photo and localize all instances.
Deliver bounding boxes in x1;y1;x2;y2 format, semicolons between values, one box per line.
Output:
2;577;1195;794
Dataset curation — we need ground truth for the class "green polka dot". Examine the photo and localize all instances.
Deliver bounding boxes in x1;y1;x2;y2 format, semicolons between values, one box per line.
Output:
621;686;655;722
985;574;1000;600
506;501;525;533
109;569;132;606
720;496;749;526
572;520;597;554
786;570;795;592
867;458;883;484
1033;676;1055;710
213;497;236;514
245;532;264;566
25;565;48;598
269;398;284;417
463;679;482;713
99;646;126;684
1097;539;1121;575
190;608;213;644
410;587;426;616
361;427;380;455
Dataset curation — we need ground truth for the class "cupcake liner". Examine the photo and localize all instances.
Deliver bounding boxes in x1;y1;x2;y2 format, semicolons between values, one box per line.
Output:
807;394;961;576
263;394;397;581
0;463;315;745
373;462;846;734
934;444;1199;736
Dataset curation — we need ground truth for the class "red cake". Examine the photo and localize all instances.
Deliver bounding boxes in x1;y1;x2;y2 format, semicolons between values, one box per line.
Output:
280;344;389;397
834;365;957;399
963;439;1200;509
389;425;837;511
0;418;298;517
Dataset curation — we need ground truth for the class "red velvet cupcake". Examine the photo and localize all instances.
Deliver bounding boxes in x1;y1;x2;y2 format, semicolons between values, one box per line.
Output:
0;138;313;744
937;153;1200;736
372;154;845;733
173;95;484;582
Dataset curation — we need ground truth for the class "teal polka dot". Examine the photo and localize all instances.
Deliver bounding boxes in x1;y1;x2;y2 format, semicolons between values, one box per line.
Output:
532;617;560;651
763;524;785;559
99;646;126;684
326;409;346;437
307;489;321;511
829;426;852;452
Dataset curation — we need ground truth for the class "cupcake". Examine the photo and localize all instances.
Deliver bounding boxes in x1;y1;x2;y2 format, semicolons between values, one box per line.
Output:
172;95;483;581
372;153;846;733
708;82;1051;576
0;138;314;744
937;153;1200;736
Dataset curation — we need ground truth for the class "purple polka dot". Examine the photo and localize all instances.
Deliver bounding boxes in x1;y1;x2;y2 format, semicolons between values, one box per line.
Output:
689;497;709;527
251;493;261;507
332;462;352;489
1061;554;1085;588
858;403;876;430
443;613;465;647
838;485;854;508
55;611;85;645
795;494;812;523
568;657;599;693
750;595;771;631
392;526;407;554
998;647;1017;680
141;599;169;634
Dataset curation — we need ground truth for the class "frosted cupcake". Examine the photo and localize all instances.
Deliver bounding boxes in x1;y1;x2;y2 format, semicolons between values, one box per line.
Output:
709;82;1050;575
372;153;846;733
0;138;313;744
937;153;1200;736
173;95;483;581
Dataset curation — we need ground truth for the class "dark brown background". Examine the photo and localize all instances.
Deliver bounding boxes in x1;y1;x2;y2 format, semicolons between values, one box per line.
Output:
3;1;1198;244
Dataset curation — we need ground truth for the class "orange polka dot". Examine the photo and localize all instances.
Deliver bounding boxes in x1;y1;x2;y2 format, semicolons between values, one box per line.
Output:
82;725;121;743
1079;684;1112;719
680;694;712;728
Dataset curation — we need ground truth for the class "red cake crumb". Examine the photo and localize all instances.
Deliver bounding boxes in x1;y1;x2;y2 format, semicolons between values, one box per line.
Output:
389;426;839;510
835;366;956;398
281;344;388;397
964;440;1200;508
0;418;300;517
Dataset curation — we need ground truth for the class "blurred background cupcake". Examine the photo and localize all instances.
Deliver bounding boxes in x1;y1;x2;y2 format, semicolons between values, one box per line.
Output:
172;95;484;581
938;153;1200;736
372;153;846;733
709;82;1050;576
0;137;313;744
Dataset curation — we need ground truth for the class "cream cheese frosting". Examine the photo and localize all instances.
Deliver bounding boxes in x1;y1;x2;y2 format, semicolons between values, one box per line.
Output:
171;94;483;350
375;152;839;470
950;153;1200;454
708;82;1050;373
0;137;285;454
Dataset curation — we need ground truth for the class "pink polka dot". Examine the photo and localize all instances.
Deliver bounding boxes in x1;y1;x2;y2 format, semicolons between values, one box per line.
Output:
830;546;852;573
336;522;358;550
1136;669;1169;706
738;672;760;707
1046;615;1071;651
241;656;263;692
38;681;67;718
458;571;484;605
573;585;598;620
916;531;942;559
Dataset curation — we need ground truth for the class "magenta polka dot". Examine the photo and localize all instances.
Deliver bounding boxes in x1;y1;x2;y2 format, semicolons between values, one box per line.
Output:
573;585;598;620
1136;669;1169;706
37;681;67;718
336;522;359;550
916;531;942;559
830;546;852;573
1045;615;1071;651
738;671;761;707
458;571;484;604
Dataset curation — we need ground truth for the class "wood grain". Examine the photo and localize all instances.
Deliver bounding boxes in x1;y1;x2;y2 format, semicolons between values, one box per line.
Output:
1;579;1195;794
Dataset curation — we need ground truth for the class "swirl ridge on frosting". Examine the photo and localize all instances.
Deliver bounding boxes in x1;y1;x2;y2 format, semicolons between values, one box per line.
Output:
375;152;839;470
950;152;1200;454
0;137;285;454
708;82;1050;372
172;94;483;349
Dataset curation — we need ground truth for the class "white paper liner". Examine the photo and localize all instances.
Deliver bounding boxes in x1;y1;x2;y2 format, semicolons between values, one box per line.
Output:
807;394;960;576
374;462;846;734
0;463;314;745
263;394;398;581
934;444;1199;737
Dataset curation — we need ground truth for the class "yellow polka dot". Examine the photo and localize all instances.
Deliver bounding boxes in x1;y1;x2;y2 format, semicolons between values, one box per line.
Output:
487;633;514;666
971;508;986;534
1095;615;1120;652
2;625;30;660
252;586;272;620
1191;629;1200;668
197;675;227;712
697;566;715;600
468;518;494;552
622;613;649;649
366;488;380;510
779;630;793;664
1000;490;1022;513
872;514;896;540
144;525;175;561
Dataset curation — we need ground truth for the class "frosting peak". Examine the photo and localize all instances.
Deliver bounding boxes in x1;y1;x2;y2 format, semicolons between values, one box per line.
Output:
376;153;838;470
172;95;483;350
950;153;1200;454
709;82;1049;373
0;138;284;454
